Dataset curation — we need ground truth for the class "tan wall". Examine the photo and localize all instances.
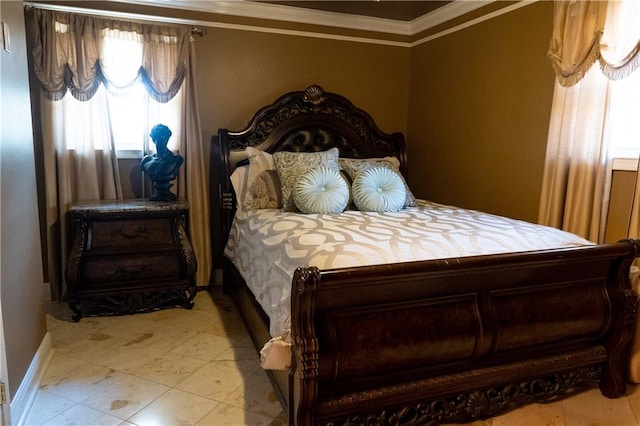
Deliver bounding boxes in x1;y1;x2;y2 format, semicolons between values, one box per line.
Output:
195;28;410;147
407;2;556;223
1;1;48;397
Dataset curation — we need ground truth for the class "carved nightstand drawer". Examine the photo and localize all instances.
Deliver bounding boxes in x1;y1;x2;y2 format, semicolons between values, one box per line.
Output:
66;199;197;321
81;252;182;285
89;218;175;249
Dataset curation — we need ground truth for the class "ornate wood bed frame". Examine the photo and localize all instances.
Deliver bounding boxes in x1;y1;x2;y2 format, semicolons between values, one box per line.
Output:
210;85;639;425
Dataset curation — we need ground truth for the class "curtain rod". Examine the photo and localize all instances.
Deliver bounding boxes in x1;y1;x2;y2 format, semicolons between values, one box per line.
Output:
24;1;206;34
25;2;207;37
191;27;206;37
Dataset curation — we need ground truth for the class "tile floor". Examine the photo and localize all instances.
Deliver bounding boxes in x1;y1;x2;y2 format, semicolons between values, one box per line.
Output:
26;287;640;426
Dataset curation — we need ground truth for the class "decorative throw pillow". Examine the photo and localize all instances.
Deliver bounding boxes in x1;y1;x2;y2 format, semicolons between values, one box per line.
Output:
340;157;417;207
245;147;282;209
230;165;249;208
293;167;350;214
273;148;340;211
352;167;406;213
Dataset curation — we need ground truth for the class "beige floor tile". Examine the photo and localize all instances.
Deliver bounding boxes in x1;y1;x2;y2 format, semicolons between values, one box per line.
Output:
204;288;237;310
271;412;289;425
54;331;128;362
170;332;234;361
42;403;125;425
72;315;130;335
191;290;220;312
147;307;217;332
126;323;200;352
230;333;257;349
79;371;169;419
176;362;251;402
136;306;183;322
562;387;638;426
93;342;168;374
214;345;262;374
201;315;249;339
133;351;207;387
23;390;76;425
195;401;282;426
92;314;161;341
127;388;219;425
223;369;284;418
46;316;93;348
39;353;114;402
491;400;564;426
627;383;640;424
202;300;244;322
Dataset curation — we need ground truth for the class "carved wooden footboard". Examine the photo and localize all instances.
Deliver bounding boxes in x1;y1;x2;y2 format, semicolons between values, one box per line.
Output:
289;241;639;425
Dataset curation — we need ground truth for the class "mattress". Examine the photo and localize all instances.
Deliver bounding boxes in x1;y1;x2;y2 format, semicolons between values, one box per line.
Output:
224;200;594;369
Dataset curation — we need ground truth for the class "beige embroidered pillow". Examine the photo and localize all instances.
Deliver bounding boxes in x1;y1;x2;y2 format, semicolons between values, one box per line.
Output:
245;147;282;209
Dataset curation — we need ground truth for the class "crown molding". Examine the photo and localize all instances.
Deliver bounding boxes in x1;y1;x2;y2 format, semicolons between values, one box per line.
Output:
113;0;413;35
410;0;495;34
24;0;411;46
110;0;505;36
411;0;536;46
26;0;533;47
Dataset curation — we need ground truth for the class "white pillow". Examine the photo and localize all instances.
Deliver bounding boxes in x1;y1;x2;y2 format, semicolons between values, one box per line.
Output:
229;165;249;208
273;148;340;211
293;167;350;214
340;157;416;207
352;167;406;213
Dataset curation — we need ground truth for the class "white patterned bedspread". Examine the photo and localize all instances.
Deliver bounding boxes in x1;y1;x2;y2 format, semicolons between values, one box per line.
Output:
224;200;593;348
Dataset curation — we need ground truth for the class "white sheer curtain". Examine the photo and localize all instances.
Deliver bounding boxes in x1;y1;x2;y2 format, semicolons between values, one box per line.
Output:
29;8;211;299
538;68;611;242
539;0;640;243
39;88;124;301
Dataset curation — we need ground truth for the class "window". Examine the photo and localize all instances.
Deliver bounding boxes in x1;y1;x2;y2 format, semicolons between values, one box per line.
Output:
607;70;640;160
108;83;182;158
53;20;183;159
100;29;182;159
602;0;640;162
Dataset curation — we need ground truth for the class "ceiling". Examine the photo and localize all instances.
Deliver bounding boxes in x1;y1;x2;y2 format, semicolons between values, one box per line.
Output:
259;1;452;22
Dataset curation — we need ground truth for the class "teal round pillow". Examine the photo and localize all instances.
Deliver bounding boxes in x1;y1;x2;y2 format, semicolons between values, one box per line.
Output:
293;167;350;214
352;167;406;212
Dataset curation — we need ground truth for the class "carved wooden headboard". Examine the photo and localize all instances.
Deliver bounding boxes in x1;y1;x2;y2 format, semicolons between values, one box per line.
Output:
209;85;407;270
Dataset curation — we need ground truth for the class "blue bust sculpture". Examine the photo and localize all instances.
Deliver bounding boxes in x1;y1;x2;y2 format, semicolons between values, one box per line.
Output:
141;124;184;201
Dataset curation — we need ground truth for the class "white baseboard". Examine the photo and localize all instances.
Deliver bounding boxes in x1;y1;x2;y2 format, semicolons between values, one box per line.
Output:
10;332;54;426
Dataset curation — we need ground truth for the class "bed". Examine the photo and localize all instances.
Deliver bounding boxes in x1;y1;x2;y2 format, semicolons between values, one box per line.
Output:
210;84;639;425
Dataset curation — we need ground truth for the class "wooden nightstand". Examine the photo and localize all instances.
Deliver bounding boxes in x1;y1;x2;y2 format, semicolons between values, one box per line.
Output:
66;199;197;321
